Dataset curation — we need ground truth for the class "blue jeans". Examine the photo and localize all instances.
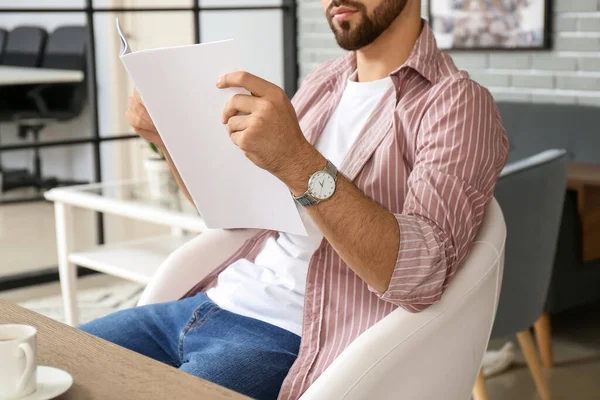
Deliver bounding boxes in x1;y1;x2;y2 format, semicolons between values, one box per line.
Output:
79;292;301;400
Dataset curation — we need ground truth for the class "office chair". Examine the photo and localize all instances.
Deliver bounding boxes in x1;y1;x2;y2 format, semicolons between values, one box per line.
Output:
0;26;48;114
0;26;48;192
0;28;7;63
137;200;506;400
8;26;87;192
2;26;47;67
22;26;87;117
0;27;7;190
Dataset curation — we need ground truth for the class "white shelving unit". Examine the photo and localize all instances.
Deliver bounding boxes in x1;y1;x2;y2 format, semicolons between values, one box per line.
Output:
44;181;206;326
68;235;193;285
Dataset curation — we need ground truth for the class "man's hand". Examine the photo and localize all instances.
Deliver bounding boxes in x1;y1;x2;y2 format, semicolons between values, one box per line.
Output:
126;90;164;149
217;72;325;194
125;90;194;203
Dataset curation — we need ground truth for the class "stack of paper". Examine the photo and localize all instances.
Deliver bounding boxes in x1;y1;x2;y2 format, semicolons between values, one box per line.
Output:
116;19;306;235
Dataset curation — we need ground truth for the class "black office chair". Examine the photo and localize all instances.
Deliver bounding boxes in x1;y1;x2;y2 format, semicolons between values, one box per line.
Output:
0;26;48;115
2;26;47;67
9;26;88;191
0;27;48;192
0;27;7;190
0;28;8;63
1;27;48;114
23;26;87;118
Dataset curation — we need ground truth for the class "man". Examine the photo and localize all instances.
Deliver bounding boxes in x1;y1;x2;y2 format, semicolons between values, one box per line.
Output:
80;0;508;399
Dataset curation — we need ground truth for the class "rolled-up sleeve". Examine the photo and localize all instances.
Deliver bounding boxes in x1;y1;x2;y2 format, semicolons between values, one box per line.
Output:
373;78;508;311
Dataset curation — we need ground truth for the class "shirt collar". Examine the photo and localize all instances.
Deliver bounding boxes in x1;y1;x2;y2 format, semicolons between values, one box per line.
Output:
326;20;440;86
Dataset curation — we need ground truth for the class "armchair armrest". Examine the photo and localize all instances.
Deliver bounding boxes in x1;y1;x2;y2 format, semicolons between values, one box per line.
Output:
138;228;260;306
300;200;506;400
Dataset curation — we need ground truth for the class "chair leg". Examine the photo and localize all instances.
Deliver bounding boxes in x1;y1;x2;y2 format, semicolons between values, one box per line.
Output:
516;330;551;400
472;369;489;400
534;312;554;368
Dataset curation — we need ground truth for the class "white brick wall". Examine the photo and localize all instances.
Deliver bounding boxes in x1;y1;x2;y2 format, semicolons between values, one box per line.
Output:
298;0;600;105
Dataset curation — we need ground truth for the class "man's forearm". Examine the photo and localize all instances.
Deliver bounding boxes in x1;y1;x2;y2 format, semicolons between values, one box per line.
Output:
305;177;399;293
287;153;399;293
162;149;193;204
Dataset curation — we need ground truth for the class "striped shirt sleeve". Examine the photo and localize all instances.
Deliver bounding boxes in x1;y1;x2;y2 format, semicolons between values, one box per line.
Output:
373;78;508;311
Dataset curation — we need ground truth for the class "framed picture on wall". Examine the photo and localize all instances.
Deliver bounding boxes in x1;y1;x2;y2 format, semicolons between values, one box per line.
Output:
429;0;552;50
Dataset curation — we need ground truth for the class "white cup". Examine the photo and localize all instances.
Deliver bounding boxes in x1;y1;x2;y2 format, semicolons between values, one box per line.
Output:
0;325;37;400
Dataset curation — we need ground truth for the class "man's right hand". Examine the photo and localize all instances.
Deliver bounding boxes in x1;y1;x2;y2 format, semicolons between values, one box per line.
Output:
126;90;164;149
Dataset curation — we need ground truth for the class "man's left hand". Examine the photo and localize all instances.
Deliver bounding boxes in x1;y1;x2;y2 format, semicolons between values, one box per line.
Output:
218;71;325;194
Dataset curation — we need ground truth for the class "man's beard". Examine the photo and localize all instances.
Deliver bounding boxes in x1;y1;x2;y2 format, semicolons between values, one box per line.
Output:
326;0;408;51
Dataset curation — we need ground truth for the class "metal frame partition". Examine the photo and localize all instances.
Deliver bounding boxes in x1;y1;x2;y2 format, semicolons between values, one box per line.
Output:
0;0;298;290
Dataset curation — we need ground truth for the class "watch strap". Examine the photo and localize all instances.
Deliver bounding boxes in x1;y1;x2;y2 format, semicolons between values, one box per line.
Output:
324;159;338;181
295;192;318;207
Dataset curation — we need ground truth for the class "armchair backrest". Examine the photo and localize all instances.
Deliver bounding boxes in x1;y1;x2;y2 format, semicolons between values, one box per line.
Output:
497;102;600;164
300;199;506;400
491;149;568;338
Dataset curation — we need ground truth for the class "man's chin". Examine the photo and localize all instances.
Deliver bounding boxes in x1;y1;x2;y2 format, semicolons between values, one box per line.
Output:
334;37;362;52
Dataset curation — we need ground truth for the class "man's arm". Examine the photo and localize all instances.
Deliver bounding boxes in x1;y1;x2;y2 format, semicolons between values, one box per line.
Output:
291;169;400;294
218;73;508;310
289;79;508;309
163;149;193;204
126;91;193;204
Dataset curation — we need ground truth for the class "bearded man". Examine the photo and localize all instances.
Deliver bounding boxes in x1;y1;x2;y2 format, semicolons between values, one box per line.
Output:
80;1;508;399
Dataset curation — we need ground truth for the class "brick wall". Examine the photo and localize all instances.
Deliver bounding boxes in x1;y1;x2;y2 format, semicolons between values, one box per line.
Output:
298;0;600;106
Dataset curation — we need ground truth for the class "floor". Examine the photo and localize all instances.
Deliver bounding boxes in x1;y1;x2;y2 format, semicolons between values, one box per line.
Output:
0;274;143;324
486;304;600;399
1;275;600;399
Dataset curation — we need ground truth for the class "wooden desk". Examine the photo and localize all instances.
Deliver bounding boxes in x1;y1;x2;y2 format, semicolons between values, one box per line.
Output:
0;66;84;86
0;300;248;400
568;163;600;263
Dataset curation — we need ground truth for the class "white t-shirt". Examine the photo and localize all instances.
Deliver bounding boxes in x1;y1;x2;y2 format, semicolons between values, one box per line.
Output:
206;72;393;336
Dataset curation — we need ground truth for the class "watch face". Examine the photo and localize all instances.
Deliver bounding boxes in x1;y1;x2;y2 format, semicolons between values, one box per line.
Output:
309;172;336;200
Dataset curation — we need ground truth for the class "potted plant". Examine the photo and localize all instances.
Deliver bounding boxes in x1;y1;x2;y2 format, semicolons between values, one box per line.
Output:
143;143;179;200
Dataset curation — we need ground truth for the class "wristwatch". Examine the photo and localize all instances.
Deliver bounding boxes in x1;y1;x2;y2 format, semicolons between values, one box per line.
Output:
294;160;338;207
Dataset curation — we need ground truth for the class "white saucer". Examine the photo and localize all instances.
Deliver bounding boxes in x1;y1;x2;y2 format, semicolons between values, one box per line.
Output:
17;366;73;400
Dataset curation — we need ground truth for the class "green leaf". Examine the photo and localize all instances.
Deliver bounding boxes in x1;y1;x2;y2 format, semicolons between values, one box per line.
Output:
148;142;165;159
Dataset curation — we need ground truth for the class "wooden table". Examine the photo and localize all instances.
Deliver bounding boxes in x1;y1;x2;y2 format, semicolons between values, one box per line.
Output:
568;163;600;262
0;66;84;86
0;300;248;400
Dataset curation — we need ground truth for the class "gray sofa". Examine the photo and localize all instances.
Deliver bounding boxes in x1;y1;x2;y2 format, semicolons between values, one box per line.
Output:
497;102;600;313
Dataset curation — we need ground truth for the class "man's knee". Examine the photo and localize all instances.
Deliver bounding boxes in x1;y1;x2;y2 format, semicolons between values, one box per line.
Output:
79;308;141;346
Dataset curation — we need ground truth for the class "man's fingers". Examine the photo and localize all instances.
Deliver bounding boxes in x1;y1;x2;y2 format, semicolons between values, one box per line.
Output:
222;94;260;124
126;109;152;130
229;130;246;148
216;71;273;97
136;129;161;142
226;115;251;134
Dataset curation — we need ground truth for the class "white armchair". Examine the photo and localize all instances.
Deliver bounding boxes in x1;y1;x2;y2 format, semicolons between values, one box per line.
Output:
139;199;506;400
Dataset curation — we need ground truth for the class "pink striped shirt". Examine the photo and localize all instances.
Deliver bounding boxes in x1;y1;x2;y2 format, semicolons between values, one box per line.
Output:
185;23;508;399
